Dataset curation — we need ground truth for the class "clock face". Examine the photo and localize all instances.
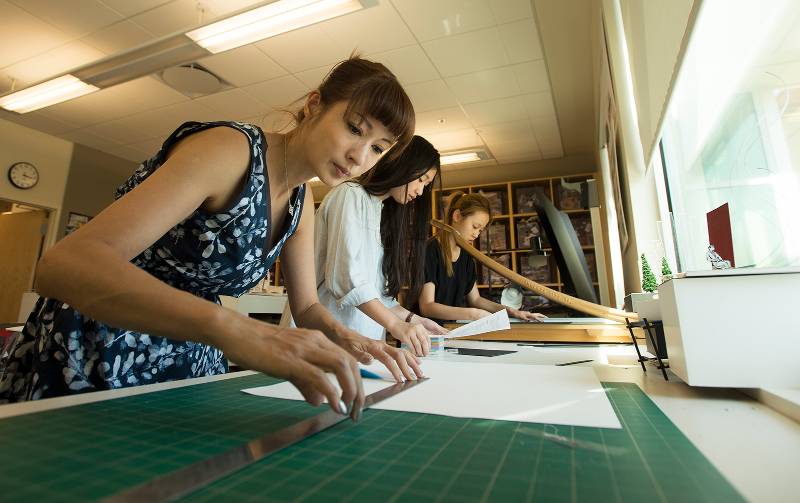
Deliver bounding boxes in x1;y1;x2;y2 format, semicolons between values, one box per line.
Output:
8;162;39;189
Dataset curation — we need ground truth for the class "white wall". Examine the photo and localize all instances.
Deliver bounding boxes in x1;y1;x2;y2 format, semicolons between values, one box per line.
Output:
620;0;695;165
0;118;73;248
597;0;679;296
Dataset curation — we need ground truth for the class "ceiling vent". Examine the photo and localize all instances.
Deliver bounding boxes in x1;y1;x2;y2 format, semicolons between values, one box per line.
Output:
159;63;229;97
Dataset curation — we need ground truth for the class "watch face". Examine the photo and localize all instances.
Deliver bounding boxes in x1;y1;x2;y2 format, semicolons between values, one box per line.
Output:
8;162;39;189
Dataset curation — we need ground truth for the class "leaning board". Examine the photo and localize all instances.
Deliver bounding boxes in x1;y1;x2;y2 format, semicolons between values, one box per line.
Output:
0;374;743;502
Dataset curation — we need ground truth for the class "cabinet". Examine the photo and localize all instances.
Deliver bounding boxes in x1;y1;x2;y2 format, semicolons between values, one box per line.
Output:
432;174;603;315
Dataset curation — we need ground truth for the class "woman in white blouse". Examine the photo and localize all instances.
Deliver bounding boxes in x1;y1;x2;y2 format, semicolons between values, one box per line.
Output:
312;136;447;356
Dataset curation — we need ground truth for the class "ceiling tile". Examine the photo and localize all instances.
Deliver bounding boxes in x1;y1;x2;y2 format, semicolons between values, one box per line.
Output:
199;46;287;87
244;75;308;109
81;20;154;54
513;60;550;93
126;137;165;155
198;0;267;19
256;24;349;74
524;91;557;120
423;27;507;77
489;0;533;24
105;144;150;163
392;0;495;42
0;1;70;68
59;128;121;150
41;76;188;128
2;41;106;88
488;139;541;157
0;110;75;135
294;66;333;89
320;1;415;54
494;150;542;164
499;18;543;63
130;0;201;37
367;45;439;86
464;95;529;126
424;128;484;152
242;112;296;133
82;118;155;144
530;113;559;137
9;0;122;39
479;119;537;148
196;88;270;120
535;131;564;158
445;66;521;104
111;100;218;139
415;107;472;136
404;79;459;113
99;0;171;18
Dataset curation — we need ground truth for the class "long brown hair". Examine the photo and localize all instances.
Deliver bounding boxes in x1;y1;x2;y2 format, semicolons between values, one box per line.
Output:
437;192;492;277
295;55;415;161
357;136;441;308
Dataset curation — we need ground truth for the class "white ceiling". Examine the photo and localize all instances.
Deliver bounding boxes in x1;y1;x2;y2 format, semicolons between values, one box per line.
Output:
0;0;594;167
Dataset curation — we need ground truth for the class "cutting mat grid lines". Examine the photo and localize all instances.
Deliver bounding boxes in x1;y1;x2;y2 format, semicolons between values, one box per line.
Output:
0;375;744;502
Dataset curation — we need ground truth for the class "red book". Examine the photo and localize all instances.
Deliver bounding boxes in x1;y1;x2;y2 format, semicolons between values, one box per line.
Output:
707;203;735;267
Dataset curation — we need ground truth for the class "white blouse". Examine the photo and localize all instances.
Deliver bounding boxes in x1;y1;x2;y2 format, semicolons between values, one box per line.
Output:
310;182;397;340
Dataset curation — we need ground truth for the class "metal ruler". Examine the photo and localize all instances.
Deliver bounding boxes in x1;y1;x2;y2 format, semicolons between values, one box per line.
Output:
103;377;428;503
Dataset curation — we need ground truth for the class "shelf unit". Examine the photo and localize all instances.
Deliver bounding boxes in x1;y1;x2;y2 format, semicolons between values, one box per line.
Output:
432;173;602;314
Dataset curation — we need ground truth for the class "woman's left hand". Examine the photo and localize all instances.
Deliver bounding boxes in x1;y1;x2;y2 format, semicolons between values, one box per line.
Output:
411;315;449;335
337;331;424;382
508;308;547;322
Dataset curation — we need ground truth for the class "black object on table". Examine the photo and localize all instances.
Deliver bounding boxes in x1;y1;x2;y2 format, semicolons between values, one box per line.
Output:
444;347;517;357
626;317;669;380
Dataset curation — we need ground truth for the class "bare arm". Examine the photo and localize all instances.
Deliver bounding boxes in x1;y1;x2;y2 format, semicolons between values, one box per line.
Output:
417;282;486;321
35;128;362;417
467;287;545;321
281;189;423;378
466;286;504;313
357;299;430;356
35;127;250;344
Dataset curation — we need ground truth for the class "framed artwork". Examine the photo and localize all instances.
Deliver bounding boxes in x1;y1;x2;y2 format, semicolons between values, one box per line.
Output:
65;212;90;235
606;105;629;251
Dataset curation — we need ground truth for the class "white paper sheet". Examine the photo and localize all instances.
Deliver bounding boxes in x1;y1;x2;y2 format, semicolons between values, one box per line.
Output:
446;309;510;338
242;359;621;429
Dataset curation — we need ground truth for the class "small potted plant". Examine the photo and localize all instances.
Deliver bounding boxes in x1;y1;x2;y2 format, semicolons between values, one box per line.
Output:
623;254;662;320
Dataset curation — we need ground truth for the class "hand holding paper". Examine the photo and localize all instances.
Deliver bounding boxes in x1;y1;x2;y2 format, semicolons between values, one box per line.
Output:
446;309;511;339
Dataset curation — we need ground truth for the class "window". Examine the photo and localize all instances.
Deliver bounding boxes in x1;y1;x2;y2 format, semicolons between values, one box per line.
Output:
659;0;800;270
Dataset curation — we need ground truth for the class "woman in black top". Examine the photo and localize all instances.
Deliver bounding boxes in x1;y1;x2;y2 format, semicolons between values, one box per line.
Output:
417;192;546;323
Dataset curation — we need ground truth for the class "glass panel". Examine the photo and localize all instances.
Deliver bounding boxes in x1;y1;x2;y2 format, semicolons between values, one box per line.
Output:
660;0;800;270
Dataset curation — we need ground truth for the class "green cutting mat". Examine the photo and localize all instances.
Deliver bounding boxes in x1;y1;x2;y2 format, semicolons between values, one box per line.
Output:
0;375;743;502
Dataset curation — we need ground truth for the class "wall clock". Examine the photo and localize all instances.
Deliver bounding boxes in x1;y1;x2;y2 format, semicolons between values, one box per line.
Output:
7;161;39;189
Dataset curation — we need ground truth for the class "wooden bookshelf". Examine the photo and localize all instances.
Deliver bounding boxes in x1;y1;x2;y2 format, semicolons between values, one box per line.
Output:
432;173;602;314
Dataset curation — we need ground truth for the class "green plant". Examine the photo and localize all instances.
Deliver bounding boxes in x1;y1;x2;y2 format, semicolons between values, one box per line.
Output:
661;257;673;283
641;254;658;292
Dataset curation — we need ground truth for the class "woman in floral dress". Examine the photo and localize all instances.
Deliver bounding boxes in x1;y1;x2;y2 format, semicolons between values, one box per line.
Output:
0;56;420;420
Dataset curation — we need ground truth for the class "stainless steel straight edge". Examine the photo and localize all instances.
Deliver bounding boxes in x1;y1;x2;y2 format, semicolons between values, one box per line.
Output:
103;377;428;503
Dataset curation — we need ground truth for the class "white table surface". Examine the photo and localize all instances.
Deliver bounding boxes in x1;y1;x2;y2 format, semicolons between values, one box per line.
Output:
1;341;797;503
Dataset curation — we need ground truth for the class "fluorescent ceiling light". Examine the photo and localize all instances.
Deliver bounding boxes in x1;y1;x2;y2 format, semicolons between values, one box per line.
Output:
0;75;98;113
440;152;482;165
187;0;365;54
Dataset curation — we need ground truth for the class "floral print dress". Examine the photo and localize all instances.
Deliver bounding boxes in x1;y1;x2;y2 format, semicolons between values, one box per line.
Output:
0;121;305;402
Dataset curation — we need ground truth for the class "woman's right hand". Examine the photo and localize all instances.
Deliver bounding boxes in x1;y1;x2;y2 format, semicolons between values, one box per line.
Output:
468;308;493;320
217;314;363;420
388;320;431;357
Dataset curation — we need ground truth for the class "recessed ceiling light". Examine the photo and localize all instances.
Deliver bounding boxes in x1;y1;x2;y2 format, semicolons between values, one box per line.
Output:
0;75;98;113
440;150;491;165
187;0;370;54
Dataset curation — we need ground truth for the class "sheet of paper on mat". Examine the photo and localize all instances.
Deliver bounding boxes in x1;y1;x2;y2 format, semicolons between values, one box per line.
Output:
446;309;510;339
242;359;621;429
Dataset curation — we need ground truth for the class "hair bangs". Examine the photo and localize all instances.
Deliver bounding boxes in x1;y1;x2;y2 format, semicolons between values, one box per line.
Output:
345;76;415;162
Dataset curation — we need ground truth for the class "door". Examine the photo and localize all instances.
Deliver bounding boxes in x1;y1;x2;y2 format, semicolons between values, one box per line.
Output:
0;208;48;323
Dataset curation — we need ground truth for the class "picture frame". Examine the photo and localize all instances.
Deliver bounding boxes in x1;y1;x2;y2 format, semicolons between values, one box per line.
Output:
65;212;90;235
